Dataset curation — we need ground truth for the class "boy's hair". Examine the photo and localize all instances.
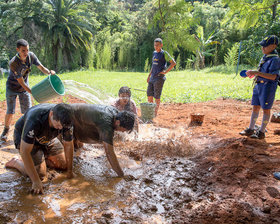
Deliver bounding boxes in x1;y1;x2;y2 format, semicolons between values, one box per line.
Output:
118;86;131;97
116;111;135;131
154;38;163;44
52;103;73;128
16;39;29;48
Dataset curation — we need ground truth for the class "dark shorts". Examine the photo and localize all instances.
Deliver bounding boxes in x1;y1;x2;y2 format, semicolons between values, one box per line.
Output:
251;82;277;109
147;79;165;99
6;87;31;114
14;128;64;166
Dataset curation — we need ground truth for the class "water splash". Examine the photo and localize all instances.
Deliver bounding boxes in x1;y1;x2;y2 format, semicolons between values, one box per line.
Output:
63;80;115;105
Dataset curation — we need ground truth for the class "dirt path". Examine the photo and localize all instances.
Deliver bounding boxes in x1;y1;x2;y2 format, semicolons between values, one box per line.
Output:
0;97;280;223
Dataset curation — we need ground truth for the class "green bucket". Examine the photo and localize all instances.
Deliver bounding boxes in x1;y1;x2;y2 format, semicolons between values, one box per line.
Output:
31;75;65;103
140;102;156;123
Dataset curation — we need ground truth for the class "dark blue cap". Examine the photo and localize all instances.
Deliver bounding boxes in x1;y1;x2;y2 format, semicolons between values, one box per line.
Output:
259;35;279;47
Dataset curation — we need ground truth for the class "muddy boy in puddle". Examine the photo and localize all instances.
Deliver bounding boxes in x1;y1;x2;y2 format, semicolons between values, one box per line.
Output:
5;103;74;194
70;104;135;177
112;86;139;133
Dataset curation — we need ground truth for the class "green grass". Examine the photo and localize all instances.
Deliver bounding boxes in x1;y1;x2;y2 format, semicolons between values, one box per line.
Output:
1;66;277;105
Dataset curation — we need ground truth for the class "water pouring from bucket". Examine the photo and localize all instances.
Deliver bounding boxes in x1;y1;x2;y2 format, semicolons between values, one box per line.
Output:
31;74;65;103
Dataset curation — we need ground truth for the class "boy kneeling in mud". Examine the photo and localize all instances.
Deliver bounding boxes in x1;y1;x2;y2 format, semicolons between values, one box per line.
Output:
6;103;135;194
240;35;280;139
5;103;74;194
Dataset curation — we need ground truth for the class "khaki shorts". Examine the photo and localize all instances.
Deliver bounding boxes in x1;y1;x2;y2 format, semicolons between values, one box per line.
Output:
14;128;64;166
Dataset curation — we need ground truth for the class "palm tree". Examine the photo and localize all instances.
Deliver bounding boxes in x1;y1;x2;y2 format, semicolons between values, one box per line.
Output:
42;0;95;70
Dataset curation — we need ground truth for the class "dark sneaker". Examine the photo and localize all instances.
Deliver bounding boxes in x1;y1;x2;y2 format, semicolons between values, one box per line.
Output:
0;127;9;142
239;128;254;136
250;130;265;139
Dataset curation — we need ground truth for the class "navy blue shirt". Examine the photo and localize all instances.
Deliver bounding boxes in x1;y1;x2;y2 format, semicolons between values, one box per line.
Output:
257;50;280;83
7;52;41;92
149;49;173;83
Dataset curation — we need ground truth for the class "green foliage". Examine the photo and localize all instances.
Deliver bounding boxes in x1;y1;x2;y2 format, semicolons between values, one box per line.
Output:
144;58;150;72
224;42;239;66
1;0;278;72
102;42;112;70
175;54;181;71
222;0;279;29
153;0;198;54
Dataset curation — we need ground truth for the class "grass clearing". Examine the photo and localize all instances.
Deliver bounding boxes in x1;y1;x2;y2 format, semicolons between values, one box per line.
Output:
1;67;277;105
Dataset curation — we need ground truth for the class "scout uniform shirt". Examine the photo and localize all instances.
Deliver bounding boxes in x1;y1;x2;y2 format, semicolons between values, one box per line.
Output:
149;49;173;83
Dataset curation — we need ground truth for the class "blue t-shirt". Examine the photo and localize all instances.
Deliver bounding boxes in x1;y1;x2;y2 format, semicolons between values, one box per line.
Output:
149;49;173;83
6;52;41;92
256;50;280;83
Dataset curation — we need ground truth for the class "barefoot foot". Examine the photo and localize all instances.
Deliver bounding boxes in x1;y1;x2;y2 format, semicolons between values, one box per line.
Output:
5;157;20;169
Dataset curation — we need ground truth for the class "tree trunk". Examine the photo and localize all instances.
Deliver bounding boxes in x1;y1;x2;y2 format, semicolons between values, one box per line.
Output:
272;1;277;21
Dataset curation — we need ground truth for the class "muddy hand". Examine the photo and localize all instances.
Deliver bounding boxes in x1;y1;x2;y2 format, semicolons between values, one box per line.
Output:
50;70;56;75
31;181;43;195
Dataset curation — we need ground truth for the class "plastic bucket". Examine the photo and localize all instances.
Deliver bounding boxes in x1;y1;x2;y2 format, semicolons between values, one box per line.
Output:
31;75;65;103
140;102;156;123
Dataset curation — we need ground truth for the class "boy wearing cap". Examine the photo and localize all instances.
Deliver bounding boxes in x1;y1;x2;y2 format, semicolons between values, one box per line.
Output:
0;39;56;142
146;38;176;116
240;35;280;139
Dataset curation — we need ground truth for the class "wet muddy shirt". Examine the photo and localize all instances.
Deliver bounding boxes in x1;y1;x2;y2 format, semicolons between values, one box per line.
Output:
15;104;73;146
71;104;117;145
7;52;41;92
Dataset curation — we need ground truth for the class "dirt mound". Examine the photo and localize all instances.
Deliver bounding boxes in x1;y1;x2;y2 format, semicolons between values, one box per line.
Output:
175;137;280;223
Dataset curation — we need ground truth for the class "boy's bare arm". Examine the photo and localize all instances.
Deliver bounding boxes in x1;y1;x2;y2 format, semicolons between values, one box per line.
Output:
63;140;74;178
159;59;176;75
17;77;32;93
246;70;277;80
103;142;124;177
20;141;43;194
37;64;56;75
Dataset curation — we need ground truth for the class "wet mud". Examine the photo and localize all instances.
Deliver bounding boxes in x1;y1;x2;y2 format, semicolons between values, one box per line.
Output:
1;97;280;223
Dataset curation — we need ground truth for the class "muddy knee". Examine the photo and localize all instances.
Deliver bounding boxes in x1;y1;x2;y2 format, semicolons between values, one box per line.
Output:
46;154;67;170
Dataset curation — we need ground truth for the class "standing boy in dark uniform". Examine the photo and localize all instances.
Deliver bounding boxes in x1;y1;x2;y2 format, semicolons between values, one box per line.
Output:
240;35;280;139
5;103;74;194
0;39;56;142
146;38;176;116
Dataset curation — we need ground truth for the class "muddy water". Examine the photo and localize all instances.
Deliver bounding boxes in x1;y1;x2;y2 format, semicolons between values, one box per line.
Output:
0;125;202;223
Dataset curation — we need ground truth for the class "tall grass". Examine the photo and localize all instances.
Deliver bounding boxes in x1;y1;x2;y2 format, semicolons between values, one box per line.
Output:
0;65;276;105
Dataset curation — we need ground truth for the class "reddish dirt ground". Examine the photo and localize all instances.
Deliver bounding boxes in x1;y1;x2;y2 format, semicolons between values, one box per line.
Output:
1;96;280;223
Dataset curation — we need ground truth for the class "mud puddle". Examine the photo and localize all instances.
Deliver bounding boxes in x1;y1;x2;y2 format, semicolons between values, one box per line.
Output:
0;125;206;224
